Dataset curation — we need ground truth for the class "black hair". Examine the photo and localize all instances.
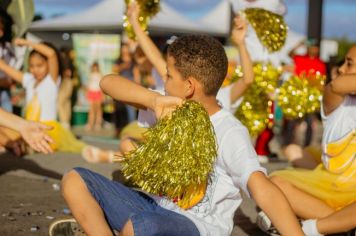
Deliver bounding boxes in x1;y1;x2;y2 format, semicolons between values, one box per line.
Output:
0;8;13;44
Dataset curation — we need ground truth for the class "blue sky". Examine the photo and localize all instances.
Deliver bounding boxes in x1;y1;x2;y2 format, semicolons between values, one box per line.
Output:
33;0;356;40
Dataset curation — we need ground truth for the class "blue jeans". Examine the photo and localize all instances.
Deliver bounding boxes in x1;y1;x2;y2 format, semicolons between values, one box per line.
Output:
74;167;200;236
0;91;12;112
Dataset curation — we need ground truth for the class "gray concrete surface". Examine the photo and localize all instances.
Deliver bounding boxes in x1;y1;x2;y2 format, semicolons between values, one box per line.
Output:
0;127;291;236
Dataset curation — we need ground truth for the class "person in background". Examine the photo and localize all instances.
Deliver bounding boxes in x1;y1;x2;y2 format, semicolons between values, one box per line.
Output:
85;62;103;131
57;64;74;129
282;39;326;150
112;43;136;136
0;8;16;112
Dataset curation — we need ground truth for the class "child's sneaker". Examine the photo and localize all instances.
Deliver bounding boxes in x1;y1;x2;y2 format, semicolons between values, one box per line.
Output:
49;218;86;236
256;211;280;236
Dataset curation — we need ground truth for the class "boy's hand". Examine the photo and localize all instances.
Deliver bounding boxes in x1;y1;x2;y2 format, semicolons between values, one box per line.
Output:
231;15;248;46
153;95;183;119
19;121;54;154
127;2;140;26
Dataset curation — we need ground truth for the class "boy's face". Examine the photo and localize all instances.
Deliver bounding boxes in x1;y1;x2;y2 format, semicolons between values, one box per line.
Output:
164;55;189;99
339;46;356;75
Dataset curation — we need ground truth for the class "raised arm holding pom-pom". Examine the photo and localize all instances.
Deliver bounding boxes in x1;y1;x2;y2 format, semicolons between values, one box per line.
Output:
100;74;182;119
230;15;254;103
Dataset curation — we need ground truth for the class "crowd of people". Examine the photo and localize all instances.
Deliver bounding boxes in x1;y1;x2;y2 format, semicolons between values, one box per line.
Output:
0;1;355;236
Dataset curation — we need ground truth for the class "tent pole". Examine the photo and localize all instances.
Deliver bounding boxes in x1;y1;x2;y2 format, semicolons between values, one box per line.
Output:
307;0;323;46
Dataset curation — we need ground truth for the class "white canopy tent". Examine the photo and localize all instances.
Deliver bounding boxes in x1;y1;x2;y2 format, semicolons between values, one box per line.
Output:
29;0;223;36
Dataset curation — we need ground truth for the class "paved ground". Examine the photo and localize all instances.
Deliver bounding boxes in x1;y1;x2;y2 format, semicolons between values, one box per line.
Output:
0;127;291;236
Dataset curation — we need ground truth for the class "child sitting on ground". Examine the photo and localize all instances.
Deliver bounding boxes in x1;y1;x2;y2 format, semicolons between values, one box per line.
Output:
55;33;303;236
267;46;356;235
105;4;255;160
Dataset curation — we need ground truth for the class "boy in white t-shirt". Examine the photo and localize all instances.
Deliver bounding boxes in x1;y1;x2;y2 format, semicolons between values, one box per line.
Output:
114;3;253;156
58;33;303;236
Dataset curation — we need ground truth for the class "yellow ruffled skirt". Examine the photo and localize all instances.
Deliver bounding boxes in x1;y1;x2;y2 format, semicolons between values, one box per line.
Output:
271;164;356;210
42;120;85;153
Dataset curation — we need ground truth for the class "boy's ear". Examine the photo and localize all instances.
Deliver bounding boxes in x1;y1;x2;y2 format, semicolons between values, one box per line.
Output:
184;77;195;98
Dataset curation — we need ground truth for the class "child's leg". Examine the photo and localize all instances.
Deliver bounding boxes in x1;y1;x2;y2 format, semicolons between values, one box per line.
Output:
94;101;102;129
62;168;200;236
283;144;318;169
62;170;113;236
86;103;95;130
270;176;334;219
317;202;356;235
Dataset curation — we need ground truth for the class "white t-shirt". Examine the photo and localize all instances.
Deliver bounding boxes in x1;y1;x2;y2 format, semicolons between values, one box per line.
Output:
217;84;243;114
87;72;102;91
139;107;266;236
23;73;59;121
321;95;356;166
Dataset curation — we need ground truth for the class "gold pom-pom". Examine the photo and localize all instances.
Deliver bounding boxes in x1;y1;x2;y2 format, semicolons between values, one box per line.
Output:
120;100;217;208
277;73;325;119
230;63;281;136
244;8;288;52
123;0;160;40
235;91;270;136
136;0;160;17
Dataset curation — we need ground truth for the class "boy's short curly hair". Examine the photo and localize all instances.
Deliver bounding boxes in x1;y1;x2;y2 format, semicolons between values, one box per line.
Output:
168;35;228;96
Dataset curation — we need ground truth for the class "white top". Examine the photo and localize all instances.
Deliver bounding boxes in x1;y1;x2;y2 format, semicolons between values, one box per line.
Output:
138;106;266;236
217;84;243;114
23;73;59;121
321;95;356;166
87;72;102;91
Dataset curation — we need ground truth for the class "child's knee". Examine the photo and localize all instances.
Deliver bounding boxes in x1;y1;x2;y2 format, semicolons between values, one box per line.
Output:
61;170;83;198
121;219;134;236
270;175;291;190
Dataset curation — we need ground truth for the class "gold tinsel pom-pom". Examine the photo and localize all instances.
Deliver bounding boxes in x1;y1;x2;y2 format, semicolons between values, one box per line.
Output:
123;0;160;40
235;91;271;136
278;74;325;119
244;8;288;52
231;63;281;136
120;100;217;208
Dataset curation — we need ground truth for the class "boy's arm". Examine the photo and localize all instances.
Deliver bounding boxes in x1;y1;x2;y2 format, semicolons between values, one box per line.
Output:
0;59;24;83
127;3;167;79
230;16;254;104
100;74;182;118
14;38;59;82
323;74;356;116
248;172;304;236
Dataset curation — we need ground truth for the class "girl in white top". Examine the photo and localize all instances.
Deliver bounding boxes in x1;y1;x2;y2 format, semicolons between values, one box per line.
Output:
0;38;60;120
86;62;103;131
270;46;356;236
0;39;87;154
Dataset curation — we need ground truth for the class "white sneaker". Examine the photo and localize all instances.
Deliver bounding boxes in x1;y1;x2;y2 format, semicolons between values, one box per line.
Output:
258;155;269;164
256;211;280;236
49;217;86;236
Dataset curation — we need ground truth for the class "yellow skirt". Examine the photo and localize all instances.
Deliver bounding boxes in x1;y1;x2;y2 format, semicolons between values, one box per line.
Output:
42;121;85;153
271;164;356;210
120;121;147;141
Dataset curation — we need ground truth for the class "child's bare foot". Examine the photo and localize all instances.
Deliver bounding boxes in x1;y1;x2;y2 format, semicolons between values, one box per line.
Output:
82;146;118;163
94;124;101;131
85;124;92;131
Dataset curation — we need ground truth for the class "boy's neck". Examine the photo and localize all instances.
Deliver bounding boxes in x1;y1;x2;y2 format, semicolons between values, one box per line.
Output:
193;94;221;116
